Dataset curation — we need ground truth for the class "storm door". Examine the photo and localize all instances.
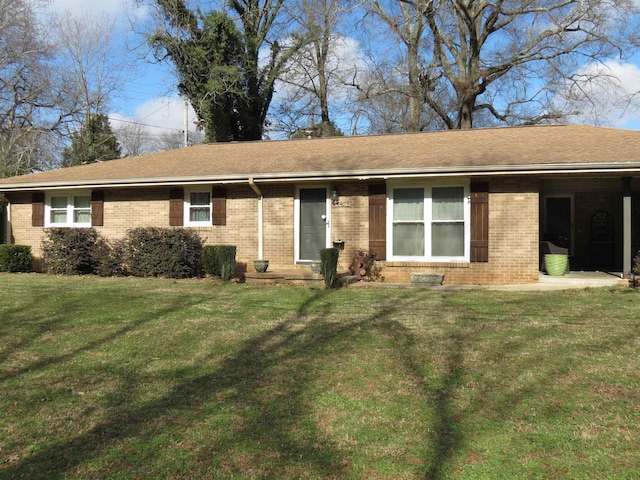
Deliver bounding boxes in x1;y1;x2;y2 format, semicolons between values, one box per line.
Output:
298;188;328;261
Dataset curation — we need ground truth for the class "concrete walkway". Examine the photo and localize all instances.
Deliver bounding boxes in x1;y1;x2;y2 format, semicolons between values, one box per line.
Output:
351;271;629;291
493;271;627;291
245;267;629;291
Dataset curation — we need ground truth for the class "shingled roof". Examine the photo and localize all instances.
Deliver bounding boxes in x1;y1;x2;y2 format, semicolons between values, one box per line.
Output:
1;124;639;191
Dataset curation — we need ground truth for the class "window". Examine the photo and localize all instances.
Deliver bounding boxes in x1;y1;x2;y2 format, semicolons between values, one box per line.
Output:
49;196;68;224
73;195;91;224
389;182;469;261
432;187;465;257
45;192;92;227
392;188;425;257
185;189;212;225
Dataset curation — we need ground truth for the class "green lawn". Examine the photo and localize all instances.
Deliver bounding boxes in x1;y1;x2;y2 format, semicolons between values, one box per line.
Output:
1;274;639;479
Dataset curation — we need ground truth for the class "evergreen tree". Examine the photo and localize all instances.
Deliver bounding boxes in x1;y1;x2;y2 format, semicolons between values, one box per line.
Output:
62;114;121;167
149;0;297;142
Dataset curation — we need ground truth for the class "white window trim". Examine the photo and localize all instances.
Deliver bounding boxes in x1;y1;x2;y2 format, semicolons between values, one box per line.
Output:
387;179;470;262
44;190;92;228
184;187;212;226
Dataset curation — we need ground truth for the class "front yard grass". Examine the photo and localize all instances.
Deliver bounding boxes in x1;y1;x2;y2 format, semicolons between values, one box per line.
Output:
1;274;638;479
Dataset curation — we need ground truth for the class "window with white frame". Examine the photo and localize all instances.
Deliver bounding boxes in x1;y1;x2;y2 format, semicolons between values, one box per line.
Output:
389;183;469;261
185;189;212;225
46;193;92;227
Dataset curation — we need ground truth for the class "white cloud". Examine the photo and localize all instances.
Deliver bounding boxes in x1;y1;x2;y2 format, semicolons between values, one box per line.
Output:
111;96;199;145
135;96;196;134
46;0;134;17
565;59;640;129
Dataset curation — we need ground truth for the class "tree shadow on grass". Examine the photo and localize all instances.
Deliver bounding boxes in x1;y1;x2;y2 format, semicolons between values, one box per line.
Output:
0;288;530;479
2;288;635;479
2;289;428;479
0;293;199;383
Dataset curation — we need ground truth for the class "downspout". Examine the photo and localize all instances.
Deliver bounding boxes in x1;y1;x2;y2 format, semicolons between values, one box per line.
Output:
249;178;264;260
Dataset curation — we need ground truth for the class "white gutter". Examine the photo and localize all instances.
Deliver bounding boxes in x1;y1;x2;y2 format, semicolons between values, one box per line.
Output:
248;178;264;260
2;163;640;192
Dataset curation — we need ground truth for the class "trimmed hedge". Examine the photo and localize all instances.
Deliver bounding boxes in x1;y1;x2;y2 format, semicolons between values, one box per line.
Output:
125;227;203;278
42;228;100;275
202;246;221;277
320;247;339;289
0;245;33;272
202;245;236;281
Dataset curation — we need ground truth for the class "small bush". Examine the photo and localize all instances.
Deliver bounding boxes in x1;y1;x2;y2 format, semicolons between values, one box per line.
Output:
320;247;339;289
202;245;236;281
202;246;221;277
42;228;100;275
217;246;236;281
0;245;33;272
631;251;640;288
125;227;203;278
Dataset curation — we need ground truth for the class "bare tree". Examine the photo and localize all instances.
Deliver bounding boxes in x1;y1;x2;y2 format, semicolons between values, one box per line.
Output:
362;0;433;132
49;9;126;136
0;0;66;177
273;0;351;137
358;0;639;131
114;119;153;157
153;130;186;151
424;0;640;129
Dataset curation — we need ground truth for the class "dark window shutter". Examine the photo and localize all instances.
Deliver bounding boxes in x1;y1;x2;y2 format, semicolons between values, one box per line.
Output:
32;192;44;227
169;188;184;226
91;191;104;226
369;184;386;260
212;187;226;226
470;183;489;262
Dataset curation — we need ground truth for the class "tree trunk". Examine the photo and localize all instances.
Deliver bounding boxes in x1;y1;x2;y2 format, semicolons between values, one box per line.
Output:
407;41;422;132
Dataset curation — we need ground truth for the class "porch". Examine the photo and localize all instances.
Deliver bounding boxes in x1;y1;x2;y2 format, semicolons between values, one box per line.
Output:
541;176;640;277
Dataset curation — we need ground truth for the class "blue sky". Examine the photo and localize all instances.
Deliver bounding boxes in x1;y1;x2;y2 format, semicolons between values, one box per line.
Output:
45;0;640;138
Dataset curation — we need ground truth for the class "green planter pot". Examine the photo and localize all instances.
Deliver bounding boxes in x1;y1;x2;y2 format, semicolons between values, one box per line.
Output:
544;254;568;276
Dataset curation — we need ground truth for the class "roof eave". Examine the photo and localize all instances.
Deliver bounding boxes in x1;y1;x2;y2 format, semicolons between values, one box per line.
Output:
1;162;639;191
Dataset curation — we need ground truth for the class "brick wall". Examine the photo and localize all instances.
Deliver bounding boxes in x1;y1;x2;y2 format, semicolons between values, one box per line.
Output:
6;177;540;284
6;192;42;256
374;177;540;285
328;183;370;271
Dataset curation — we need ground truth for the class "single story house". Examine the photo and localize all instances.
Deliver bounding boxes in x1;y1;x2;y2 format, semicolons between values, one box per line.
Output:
1;124;639;285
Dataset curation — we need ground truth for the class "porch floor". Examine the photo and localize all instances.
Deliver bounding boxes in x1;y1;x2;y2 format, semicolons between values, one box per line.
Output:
528;270;627;290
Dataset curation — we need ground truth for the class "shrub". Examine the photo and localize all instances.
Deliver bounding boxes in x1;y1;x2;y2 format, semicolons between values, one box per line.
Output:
320;247;339;289
42;228;100;275
631;251;640;288
0;245;33;272
202;245;236;281
202;246;221;277
217;246;237;281
94;238;128;277
124;227;203;278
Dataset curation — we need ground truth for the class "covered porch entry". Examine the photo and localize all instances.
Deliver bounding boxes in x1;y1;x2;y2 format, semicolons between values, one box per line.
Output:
540;176;639;276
